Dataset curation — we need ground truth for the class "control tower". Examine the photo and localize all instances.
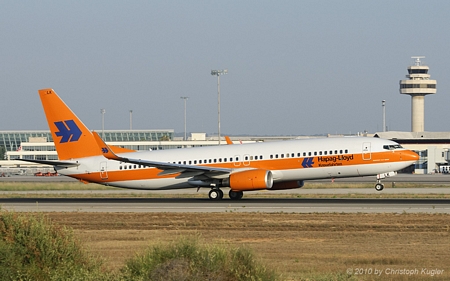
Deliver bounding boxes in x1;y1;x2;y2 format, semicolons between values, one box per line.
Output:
399;56;437;132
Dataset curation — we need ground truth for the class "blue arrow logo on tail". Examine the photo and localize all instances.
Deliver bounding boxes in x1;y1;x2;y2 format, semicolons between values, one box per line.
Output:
54;120;82;143
302;157;314;168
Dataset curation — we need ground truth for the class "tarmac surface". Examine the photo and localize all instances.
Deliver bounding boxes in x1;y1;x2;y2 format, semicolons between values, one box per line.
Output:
1;174;449;213
1;197;449;213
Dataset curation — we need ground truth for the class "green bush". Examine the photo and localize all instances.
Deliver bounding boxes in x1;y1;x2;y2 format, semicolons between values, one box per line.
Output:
0;208;111;281
122;237;279;281
0;210;278;281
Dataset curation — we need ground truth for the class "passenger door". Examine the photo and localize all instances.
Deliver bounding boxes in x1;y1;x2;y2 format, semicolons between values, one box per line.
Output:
362;142;371;160
100;161;108;179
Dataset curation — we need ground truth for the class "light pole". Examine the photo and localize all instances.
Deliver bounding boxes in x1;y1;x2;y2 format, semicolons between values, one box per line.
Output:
382;100;386;132
211;69;228;145
101;109;106;138
129;110;133;130
180;97;189;140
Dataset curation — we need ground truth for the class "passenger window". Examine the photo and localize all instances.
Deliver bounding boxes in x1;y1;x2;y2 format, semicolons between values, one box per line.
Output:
308;152;311;156
314;152;317;156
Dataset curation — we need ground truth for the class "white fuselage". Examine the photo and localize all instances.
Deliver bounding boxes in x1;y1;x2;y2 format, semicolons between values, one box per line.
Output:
56;137;418;190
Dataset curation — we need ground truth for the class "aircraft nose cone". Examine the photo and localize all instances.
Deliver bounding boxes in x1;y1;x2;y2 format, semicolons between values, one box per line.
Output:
403;150;419;161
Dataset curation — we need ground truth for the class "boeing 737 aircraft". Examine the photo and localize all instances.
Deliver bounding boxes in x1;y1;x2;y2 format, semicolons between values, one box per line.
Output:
25;89;419;200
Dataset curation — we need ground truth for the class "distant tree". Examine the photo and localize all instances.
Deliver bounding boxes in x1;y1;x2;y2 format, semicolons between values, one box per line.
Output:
0;146;5;160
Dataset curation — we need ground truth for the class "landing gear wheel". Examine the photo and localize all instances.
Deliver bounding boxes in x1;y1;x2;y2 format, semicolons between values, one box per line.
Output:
229;190;244;200
209;189;223;200
375;183;384;191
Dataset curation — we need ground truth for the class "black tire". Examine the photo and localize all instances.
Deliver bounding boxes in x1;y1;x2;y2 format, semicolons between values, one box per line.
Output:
375;183;384;191
209;189;223;200
229;190;243;200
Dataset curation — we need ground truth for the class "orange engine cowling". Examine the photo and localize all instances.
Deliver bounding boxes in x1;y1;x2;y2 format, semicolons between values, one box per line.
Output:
227;169;273;191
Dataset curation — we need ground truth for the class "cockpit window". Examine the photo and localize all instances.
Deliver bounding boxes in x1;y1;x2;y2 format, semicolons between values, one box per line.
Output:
383;144;403;150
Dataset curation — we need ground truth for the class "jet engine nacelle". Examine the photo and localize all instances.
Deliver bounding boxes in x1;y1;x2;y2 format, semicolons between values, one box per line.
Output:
269;180;304;190
223;169;273;191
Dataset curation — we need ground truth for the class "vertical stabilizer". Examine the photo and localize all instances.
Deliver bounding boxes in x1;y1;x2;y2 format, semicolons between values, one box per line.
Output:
38;89;102;160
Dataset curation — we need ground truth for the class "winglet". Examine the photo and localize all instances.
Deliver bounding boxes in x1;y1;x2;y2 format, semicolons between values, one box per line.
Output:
92;131;125;161
225;136;233;145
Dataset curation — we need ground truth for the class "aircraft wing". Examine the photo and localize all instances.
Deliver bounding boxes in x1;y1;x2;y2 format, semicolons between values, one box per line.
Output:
18;159;80;168
92;132;231;177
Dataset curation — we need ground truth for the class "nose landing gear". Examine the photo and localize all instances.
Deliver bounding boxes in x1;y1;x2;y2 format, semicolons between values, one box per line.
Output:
375;180;384;191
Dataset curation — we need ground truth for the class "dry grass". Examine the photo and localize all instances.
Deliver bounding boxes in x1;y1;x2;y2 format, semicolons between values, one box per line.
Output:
0;182;114;191
44;212;450;281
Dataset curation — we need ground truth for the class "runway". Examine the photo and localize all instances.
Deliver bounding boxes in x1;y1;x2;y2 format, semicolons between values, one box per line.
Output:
1;197;449;213
1;174;450;213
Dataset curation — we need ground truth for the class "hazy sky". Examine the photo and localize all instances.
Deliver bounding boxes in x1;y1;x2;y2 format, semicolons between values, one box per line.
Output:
1;1;449;136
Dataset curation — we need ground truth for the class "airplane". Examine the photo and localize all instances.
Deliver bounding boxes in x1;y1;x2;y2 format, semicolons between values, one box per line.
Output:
25;88;419;200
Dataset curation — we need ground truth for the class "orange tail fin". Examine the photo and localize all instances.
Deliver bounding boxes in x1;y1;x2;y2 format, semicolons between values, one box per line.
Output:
39;89;102;160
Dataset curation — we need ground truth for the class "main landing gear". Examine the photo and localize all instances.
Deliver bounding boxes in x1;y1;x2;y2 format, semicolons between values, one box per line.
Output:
208;188;223;200
229;190;243;200
208;188;244;200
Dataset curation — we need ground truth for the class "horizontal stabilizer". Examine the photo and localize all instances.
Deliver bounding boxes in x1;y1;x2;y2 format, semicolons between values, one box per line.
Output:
18;159;79;168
